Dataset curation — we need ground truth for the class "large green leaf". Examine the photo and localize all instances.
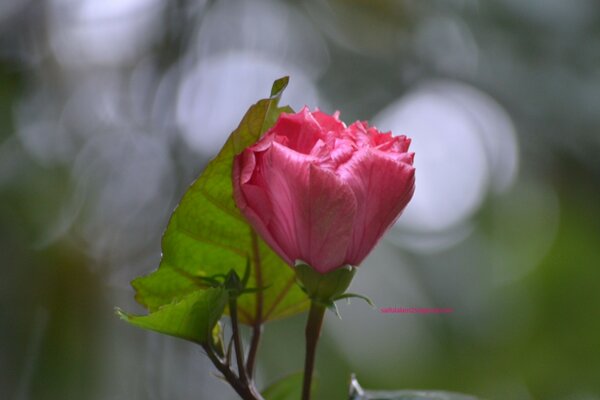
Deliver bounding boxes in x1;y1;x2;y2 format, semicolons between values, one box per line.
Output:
132;77;309;324
117;288;227;344
349;376;480;400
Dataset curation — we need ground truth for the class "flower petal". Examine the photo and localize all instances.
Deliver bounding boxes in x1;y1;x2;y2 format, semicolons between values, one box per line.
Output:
234;107;416;274
233;149;291;265
303;164;358;272
338;149;415;265
269;107;323;155
312;110;346;134
262;143;357;273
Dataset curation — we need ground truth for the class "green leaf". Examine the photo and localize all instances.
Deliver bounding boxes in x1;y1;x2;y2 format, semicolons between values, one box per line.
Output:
349;375;481;400
117;288;227;344
262;372;310;400
132;77;309;325
270;76;289;97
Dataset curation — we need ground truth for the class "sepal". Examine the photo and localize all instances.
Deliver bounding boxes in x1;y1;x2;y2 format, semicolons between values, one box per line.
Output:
295;262;356;304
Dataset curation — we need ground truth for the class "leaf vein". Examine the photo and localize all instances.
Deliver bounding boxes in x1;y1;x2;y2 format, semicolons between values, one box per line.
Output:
197;186;246;223
263;275;298;321
176;226;247;258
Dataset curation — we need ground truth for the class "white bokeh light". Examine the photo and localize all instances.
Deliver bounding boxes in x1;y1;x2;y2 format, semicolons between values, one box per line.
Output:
374;80;518;250
439;81;519;194
47;0;165;67
176;52;320;155
376;84;488;232
194;0;329;79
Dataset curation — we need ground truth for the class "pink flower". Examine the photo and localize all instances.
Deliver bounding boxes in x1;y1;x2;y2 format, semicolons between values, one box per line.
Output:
233;107;415;274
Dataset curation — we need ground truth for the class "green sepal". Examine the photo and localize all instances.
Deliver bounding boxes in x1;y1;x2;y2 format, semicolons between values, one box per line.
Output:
295;263;356;305
328;301;342;319
333;292;376;308
225;268;245;297
193;263;269;299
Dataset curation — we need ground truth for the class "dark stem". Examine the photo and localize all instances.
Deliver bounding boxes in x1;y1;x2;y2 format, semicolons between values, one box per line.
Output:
246;231;263;378
246;323;262;378
229;297;249;385
202;344;263;400
301;301;327;400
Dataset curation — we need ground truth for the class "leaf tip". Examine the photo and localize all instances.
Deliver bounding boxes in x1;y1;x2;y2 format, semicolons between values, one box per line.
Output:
270;76;289;99
114;307;130;321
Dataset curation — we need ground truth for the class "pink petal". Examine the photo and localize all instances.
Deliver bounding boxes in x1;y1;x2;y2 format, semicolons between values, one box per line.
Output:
261;143;357;273
233;150;292;266
303;164;358;273
338;149;415;265
312;110;346;134
269;107;323;155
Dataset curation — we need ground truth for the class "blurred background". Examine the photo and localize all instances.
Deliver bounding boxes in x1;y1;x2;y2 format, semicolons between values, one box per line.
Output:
1;0;600;399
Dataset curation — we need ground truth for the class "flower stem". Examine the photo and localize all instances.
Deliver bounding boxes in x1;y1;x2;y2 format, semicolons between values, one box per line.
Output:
301;301;327;400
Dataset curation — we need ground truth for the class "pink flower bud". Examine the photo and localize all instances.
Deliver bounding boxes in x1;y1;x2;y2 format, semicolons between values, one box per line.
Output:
233;107;415;274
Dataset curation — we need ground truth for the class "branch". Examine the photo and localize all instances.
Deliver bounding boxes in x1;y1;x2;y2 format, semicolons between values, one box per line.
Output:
246;231;264;378
202;344;264;400
229;297;249;385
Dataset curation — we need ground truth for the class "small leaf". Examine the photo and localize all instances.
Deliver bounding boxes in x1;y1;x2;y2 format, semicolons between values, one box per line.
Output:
270;76;290;97
131;77;309;324
117;288;227;344
349;375;481;400
263;372;313;400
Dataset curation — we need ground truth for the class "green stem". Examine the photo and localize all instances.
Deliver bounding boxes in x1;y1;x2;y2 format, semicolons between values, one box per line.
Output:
229;297;249;385
246;231;263;379
301;301;327;400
